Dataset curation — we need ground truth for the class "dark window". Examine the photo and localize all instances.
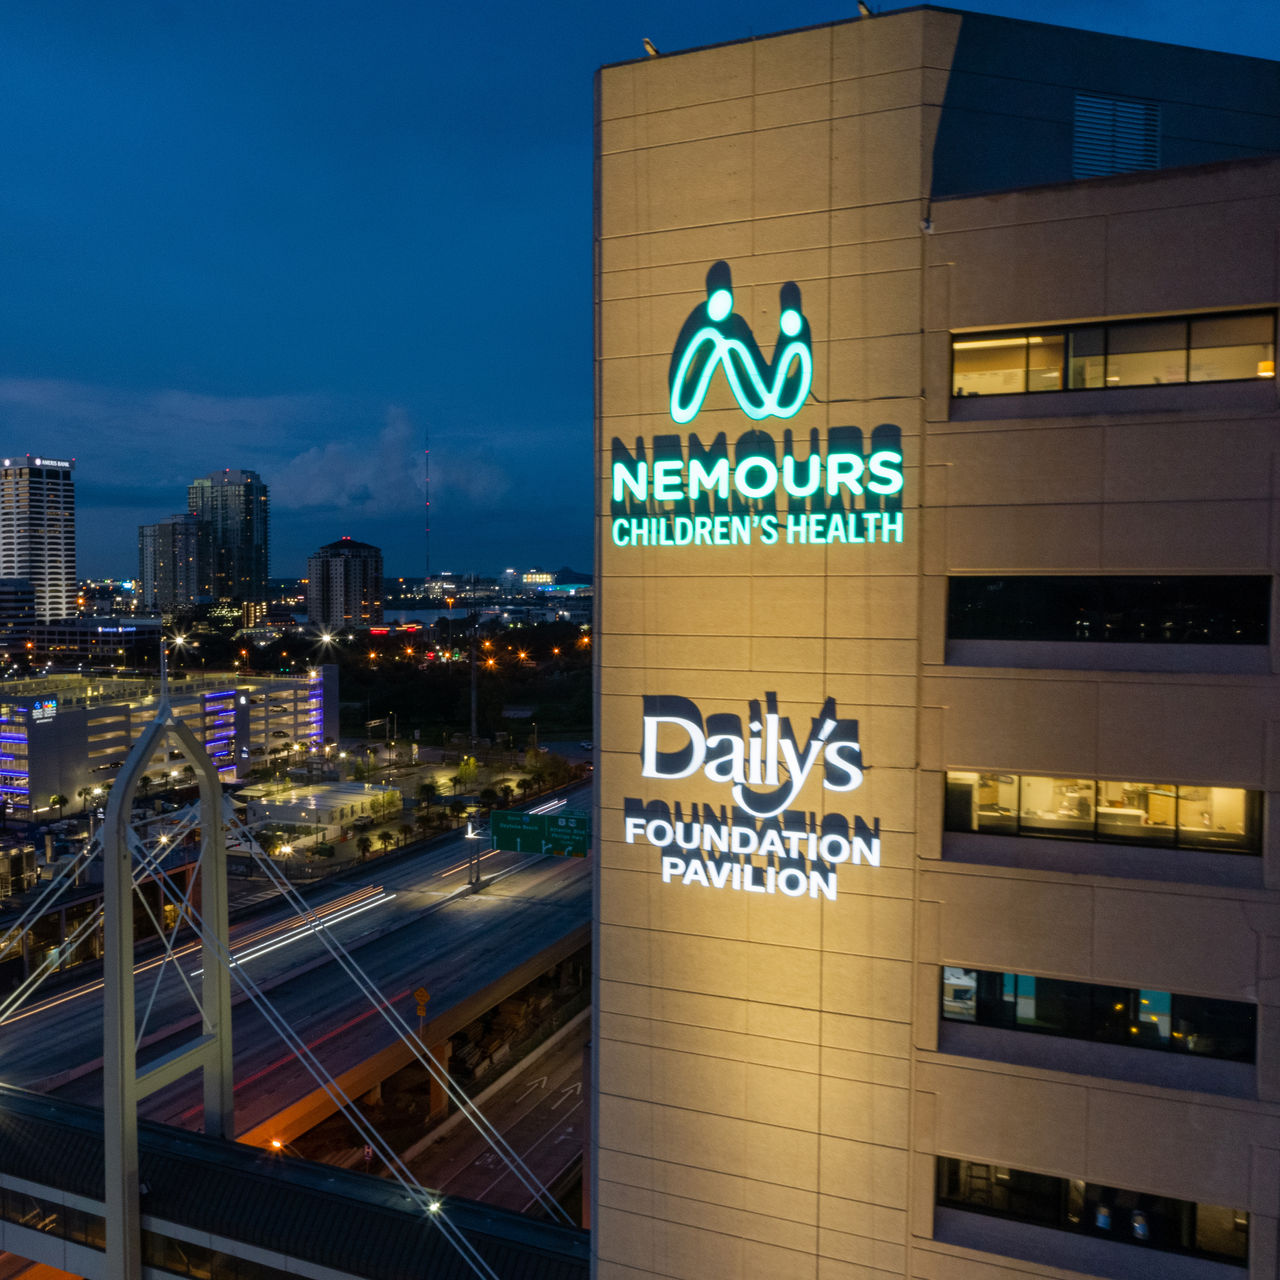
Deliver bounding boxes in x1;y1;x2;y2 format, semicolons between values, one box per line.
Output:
947;576;1270;645
941;967;1256;1063
945;771;1263;855
952;309;1274;397
937;1157;1247;1266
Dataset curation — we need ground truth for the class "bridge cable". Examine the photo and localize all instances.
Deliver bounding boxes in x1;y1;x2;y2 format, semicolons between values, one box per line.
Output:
131;836;503;1280
235;824;573;1224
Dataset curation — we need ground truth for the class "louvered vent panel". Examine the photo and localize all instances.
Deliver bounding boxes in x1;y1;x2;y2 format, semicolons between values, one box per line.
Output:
1073;93;1160;177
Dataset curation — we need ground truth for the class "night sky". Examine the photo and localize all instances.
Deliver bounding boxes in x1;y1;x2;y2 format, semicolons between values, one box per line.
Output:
1;1;1275;580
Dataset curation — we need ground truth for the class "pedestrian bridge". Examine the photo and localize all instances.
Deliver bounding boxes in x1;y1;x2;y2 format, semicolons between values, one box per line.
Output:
0;1084;588;1280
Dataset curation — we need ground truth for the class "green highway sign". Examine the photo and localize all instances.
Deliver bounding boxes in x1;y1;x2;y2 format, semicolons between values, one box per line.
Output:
491;809;591;857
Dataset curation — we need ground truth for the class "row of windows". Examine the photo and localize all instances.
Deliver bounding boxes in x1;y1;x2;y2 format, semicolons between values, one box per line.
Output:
937;1159;1247;1265
940;967;1255;1063
952;309;1275;397
947;575;1270;646
945;771;1261;855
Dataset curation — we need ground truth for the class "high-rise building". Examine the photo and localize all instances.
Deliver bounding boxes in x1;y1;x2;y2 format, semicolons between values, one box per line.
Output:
0;455;76;622
306;537;383;631
138;513;212;612
594;10;1280;1280
187;468;269;604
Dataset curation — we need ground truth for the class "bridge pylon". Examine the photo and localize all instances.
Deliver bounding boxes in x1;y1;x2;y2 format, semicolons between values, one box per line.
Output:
102;674;233;1280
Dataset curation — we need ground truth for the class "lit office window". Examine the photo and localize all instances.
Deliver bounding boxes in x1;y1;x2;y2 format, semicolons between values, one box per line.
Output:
944;771;1262;854
937;1158;1247;1266
952;309;1275;396
939;967;1256;1062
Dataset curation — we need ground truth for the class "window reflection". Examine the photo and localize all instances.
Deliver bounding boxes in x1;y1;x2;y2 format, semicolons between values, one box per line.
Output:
952;309;1275;397
945;770;1261;854
937;1158;1248;1265
939;966;1257;1062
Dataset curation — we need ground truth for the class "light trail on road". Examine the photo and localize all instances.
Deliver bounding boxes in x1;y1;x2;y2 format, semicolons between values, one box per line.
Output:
191;888;397;975
2;885;390;1024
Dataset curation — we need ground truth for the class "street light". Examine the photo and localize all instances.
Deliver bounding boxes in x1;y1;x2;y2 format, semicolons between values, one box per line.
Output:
464;818;483;888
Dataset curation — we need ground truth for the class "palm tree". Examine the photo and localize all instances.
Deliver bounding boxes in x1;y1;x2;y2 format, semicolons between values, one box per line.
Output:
479;787;500;811
414;812;431;841
356;834;373;860
499;783;515;807
517;777;533;800
448;800;466;827
397;822;413;847
417;780;439;811
77;786;92;813
49;794;68;820
377;829;395;853
137;776;152;802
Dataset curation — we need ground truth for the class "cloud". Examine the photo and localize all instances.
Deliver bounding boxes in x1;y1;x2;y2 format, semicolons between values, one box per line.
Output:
0;377;333;490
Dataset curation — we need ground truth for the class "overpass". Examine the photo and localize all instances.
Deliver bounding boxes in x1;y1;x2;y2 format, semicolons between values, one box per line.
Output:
0;821;591;1147
0;1084;588;1279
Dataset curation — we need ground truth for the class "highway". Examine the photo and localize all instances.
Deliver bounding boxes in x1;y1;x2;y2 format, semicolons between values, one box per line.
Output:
0;784;592;1147
406;1014;588;1212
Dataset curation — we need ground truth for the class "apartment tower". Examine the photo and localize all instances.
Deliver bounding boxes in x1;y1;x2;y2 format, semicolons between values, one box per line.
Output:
594;10;1280;1279
187;468;269;604
306;537;384;632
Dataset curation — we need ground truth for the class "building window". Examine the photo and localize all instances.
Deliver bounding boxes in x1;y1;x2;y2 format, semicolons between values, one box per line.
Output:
936;1158;1247;1266
947;576;1270;646
944;771;1261;854
952;310;1274;396
940;967;1256;1063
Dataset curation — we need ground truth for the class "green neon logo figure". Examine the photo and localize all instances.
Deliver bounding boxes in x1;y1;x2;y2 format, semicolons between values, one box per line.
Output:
669;263;812;424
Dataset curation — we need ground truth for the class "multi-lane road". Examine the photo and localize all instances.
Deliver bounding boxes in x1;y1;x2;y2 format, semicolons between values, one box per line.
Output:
0;784;592;1150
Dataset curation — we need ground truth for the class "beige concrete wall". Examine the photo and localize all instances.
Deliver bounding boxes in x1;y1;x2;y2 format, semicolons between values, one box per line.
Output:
595;11;951;1278
597;11;1280;1280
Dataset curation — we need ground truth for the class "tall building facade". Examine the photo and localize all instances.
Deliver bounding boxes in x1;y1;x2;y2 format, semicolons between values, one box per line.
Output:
138;513;212;612
0;455;75;623
594;11;1280;1280
187;468;269;603
306;537;383;632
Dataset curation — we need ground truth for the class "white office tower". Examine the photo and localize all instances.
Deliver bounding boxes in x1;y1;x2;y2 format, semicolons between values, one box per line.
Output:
0;455;76;622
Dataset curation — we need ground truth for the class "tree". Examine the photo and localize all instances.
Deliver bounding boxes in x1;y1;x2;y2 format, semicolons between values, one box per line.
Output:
77;786;92;813
448;800;466;827
499;783;515;807
414;811;431;841
398;822;413;847
137;776;152;801
49;794;68;820
417;780;439;810
456;755;479;790
517;777;533;799
479;787;500;811
377;829;395;852
356;834;373;859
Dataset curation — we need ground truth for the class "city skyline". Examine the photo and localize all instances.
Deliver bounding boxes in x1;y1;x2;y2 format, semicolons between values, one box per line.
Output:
1;0;1277;578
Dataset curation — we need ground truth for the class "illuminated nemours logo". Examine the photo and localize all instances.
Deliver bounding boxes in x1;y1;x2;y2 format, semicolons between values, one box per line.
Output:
669;264;812;424
608;260;907;552
624;693;881;901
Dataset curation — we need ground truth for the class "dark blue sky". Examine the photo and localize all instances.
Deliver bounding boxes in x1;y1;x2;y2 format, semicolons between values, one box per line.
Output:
0;0;1275;579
